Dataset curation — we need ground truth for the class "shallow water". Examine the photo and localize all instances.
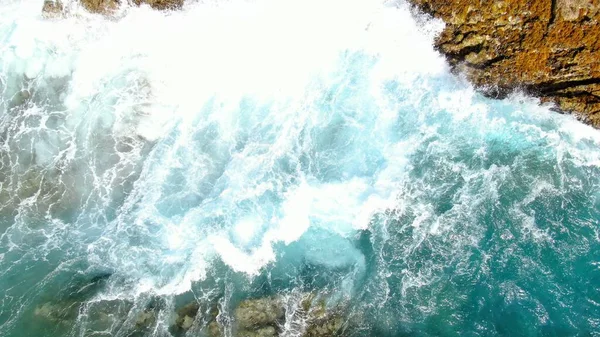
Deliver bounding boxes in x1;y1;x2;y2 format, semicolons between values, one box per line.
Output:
1;0;600;336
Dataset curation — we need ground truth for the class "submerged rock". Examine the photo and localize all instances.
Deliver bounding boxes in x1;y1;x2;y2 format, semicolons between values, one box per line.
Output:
0;166;81;228
34;301;80;322
174;301;200;331
237;326;277;337
409;0;600;126
208;320;223;337
232;294;345;337
33;274;114;324
33;292;345;337
235;297;285;329
301;294;344;337
304;315;343;337
135;310;156;329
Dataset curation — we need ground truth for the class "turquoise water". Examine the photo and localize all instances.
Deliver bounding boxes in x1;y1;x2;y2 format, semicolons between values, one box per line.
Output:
1;0;600;336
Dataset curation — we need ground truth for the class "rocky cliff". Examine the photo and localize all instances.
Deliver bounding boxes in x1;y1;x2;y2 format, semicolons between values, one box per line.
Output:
409;0;600;126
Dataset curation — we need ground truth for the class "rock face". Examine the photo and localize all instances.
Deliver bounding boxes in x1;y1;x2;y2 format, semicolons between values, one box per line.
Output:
410;0;600;126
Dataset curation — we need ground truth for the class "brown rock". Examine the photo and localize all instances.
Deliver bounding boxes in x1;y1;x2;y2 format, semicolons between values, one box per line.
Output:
208;320;223;337
236;326;277;337
135;310;156;329
304;316;343;337
301;295;344;337
42;0;64;18
231;294;346;337
78;0;183;14
79;0;119;14
131;0;184;10
410;0;600;126
174;301;200;331
234;297;284;329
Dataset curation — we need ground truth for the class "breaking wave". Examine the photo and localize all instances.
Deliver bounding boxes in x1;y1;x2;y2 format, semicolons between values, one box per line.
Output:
0;0;599;336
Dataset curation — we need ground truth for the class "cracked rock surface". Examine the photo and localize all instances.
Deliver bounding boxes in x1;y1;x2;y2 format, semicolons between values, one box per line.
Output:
410;0;600;126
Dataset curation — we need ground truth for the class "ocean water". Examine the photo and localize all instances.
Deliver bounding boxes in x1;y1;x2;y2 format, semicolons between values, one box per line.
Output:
1;0;599;336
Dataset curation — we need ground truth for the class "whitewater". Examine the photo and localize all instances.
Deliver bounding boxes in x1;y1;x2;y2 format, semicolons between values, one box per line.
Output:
0;0;599;336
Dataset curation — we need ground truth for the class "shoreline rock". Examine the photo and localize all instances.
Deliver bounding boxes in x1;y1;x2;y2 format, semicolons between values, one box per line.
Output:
408;0;600;127
41;0;64;18
232;294;345;337
42;0;184;16
33;290;348;337
82;0;184;13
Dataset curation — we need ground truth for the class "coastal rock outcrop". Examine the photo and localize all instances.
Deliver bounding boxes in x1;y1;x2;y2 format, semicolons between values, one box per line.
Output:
409;0;600;126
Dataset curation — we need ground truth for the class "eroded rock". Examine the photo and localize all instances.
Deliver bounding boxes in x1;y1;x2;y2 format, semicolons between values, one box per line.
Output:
301;294;344;337
135;310;156;329
79;0;183;14
42;0;64;18
410;0;600;126
232;294;345;337
235;297;285;330
174;301;200;330
131;0;184;10
237;326;277;337
41;0;184;16
79;0;121;14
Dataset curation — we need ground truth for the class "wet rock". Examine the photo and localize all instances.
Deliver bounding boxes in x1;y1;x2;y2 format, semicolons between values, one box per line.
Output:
33;273;113;324
131;0;184;10
232;294;345;337
79;0;183;14
237;326;277;337
181;315;194;330
409;0;600;127
0;164;81;226
34;301;80;322
135;310;156;329
234;297;284;329
174;301;200;331
82;299;135;334
41;0;64;18
79;0;121;14
304;315;343;337
301;295;344;337
207;320;223;337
